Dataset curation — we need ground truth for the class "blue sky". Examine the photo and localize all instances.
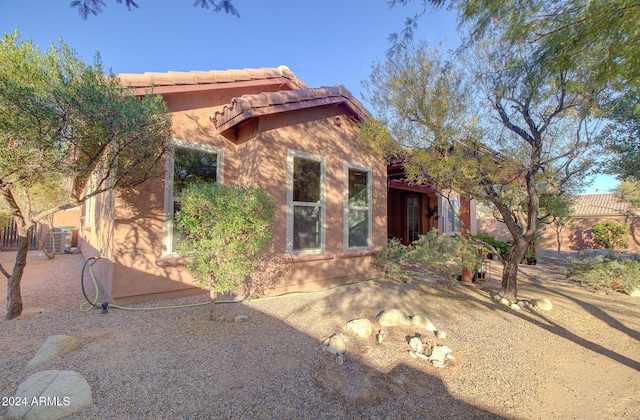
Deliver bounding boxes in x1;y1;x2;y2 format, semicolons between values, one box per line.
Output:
0;0;619;193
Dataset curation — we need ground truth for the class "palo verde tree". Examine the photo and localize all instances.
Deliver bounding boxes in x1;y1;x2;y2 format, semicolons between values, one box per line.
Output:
363;36;607;302
0;31;171;320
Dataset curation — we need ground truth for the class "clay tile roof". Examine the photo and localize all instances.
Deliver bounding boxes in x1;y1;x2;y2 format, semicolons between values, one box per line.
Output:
572;194;633;216
118;65;306;89
211;85;367;135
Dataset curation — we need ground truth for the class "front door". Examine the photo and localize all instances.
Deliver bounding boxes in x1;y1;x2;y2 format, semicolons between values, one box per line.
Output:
404;195;420;244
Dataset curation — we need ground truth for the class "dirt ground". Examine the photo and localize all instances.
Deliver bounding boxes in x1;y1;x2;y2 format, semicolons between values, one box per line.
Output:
0;249;639;419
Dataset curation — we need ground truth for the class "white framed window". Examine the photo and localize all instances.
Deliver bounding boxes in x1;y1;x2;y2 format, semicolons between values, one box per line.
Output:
344;163;372;250
286;150;325;254
441;193;461;236
83;175;96;227
162;139;223;255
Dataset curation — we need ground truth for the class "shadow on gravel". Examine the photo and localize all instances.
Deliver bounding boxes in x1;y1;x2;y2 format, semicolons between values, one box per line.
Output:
471;250;640;372
0;252;505;419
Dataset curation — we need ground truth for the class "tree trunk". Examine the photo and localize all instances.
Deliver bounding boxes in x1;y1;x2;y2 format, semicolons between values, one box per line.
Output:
5;235;29;320
500;238;528;303
557;231;562;253
209;290;217;321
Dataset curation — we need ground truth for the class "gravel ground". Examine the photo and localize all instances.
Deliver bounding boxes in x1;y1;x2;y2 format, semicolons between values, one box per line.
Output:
1;250;639;419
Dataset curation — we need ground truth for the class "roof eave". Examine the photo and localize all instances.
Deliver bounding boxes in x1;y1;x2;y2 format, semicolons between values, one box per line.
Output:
214;96;366;137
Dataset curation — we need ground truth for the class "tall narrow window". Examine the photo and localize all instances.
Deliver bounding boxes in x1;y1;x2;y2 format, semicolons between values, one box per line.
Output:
406;196;420;243
345;165;372;249
287;150;325;253
443;195;461;235
163;140;223;255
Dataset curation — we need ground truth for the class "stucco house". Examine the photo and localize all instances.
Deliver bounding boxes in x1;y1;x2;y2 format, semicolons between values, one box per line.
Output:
387;159;477;245
79;66;388;303
477;193;640;252
79;66;476;304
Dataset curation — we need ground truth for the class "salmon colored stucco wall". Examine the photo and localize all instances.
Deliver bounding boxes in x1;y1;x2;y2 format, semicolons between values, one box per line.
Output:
81;88;387;303
234;105;387;293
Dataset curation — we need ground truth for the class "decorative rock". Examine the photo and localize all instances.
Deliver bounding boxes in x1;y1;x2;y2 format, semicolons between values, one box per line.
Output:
234;315;250;323
346;318;373;338
410;315;436;332
499;297;511;306
510;303;522;311
322;334;347;355
335;354;345;366
376;309;412;327
491;293;502;302
429;345;447;363
531;298;553;311
408;350;418;358
517;300;532;309
437;345;453;355
626;288;640;297
435;330;447;339
408;337;423;353
8;370;93;420
376;330;385;344
26;335;77;371
431;359;447;368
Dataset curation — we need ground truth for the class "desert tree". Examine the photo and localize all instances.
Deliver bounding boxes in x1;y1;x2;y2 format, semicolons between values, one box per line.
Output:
0;31;171;319
540;194;576;253
70;0;240;19
363;35;607;302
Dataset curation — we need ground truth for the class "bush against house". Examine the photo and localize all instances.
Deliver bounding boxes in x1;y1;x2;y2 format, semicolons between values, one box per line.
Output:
376;229;481;284
592;221;630;251
174;182;277;316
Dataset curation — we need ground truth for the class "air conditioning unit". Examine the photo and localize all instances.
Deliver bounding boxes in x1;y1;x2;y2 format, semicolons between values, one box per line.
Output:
44;229;72;254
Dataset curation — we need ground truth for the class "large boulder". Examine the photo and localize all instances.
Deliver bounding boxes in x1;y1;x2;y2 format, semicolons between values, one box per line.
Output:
410;315;436;332
7;370;93;420
322;334;347;355
346;318;372;338
531;298;553;311
376;309;411;327
26;335;77;371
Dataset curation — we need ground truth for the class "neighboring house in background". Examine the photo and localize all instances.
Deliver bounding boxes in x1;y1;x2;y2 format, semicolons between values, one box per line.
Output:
477;193;640;253
78;65;479;304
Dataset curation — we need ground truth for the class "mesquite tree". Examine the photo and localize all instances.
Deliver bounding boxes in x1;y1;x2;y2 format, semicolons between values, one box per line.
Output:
363;39;606;303
0;31;171;319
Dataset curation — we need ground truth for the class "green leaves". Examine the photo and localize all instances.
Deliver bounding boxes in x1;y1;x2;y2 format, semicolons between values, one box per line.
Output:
174;183;277;294
0;31;171;223
592;221;630;251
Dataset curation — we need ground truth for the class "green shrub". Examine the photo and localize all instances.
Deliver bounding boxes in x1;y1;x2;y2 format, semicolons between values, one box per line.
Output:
567;255;640;294
409;229;482;285
374;241;408;279
592;221;630;250
175;182;277;318
473;232;510;258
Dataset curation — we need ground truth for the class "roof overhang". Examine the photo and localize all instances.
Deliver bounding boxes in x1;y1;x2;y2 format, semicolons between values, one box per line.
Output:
211;86;367;138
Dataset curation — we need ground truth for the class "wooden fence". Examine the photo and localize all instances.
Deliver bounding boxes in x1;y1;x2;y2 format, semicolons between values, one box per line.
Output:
0;218;40;251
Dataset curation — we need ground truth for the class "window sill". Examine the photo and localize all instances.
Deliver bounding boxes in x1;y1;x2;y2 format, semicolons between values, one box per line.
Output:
338;249;375;258
156;256;192;267
283;253;334;263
